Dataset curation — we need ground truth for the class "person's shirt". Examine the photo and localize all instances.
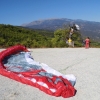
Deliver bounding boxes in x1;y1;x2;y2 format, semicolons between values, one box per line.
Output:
68;38;72;43
85;39;90;44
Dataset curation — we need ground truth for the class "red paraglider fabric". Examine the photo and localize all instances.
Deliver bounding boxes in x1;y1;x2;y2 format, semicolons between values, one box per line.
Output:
0;44;76;98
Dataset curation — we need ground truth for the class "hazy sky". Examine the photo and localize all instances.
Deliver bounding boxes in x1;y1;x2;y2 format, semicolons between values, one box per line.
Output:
0;0;100;26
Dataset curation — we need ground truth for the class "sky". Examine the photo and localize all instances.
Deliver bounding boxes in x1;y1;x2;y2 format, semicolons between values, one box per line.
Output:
0;0;100;26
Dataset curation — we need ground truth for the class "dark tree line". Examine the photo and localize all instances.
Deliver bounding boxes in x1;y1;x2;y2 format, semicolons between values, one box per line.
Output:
0;24;86;48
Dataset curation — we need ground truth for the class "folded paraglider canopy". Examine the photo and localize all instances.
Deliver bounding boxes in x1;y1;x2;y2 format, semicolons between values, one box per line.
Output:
0;44;76;98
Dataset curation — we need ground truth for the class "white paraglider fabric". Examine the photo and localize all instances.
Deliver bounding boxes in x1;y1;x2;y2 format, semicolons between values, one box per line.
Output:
25;52;76;86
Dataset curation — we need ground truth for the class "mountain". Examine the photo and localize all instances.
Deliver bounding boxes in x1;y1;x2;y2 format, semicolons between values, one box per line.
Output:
21;18;100;41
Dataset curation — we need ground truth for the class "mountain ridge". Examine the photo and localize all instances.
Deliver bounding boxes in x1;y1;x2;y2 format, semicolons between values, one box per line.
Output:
21;18;100;41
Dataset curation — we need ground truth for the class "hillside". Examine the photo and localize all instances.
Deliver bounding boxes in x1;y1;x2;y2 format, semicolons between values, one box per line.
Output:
0;24;53;48
21;18;100;41
0;24;83;48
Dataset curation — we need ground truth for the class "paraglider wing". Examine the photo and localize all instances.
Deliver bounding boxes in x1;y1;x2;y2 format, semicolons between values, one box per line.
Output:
0;45;76;98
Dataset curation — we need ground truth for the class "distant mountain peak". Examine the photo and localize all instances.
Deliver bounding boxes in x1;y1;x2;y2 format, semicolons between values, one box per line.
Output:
21;18;100;41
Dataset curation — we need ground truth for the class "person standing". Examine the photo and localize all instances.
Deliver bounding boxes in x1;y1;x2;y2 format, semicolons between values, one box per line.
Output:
68;38;74;47
85;37;90;48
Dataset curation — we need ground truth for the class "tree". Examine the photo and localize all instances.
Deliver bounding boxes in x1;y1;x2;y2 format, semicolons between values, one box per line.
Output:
51;29;69;47
52;28;83;47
